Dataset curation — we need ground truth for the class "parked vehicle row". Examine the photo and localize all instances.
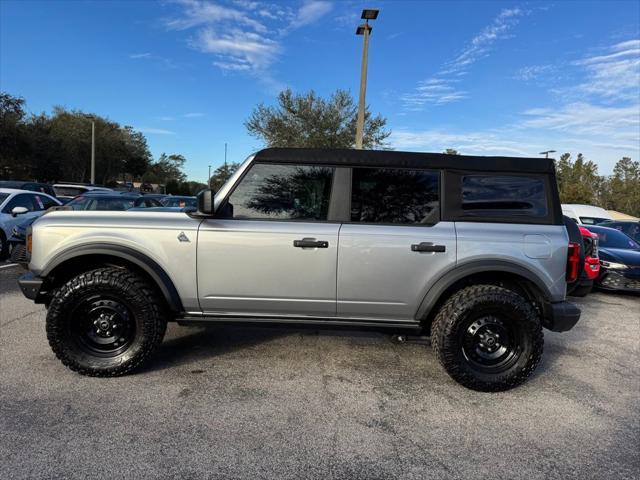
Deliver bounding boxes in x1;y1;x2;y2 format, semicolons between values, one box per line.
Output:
0;181;195;260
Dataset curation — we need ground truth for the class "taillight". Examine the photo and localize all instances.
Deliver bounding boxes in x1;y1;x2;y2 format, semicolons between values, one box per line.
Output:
566;242;580;282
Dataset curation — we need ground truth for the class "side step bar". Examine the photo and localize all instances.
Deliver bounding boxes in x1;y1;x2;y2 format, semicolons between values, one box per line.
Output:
176;314;423;332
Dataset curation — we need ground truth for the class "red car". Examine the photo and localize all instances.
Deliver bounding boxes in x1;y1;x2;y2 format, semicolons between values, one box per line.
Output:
569;226;600;296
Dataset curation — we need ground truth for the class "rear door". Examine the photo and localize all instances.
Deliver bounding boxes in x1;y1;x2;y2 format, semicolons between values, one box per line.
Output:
197;162;340;316
337;167;456;320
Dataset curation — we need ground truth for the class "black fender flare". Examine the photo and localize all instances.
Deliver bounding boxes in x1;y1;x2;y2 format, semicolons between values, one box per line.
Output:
415;260;554;320
41;243;183;312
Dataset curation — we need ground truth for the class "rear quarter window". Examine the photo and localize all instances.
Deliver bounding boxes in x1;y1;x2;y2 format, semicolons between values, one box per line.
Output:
461;175;548;218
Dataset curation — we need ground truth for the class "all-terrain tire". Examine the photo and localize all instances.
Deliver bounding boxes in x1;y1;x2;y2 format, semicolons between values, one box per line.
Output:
46;267;167;376
431;285;543;392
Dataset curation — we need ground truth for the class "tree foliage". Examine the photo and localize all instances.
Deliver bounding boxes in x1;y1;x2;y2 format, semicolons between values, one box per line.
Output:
245;89;390;149
0;92;187;186
555;153;640;217
209;162;241;191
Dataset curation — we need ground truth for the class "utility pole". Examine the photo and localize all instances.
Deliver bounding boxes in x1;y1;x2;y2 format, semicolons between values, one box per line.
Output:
208;165;211;188
224;142;228;170
355;9;379;149
90;120;96;184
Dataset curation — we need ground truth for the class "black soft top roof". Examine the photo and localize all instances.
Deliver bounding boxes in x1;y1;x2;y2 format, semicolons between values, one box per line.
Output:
253;148;555;174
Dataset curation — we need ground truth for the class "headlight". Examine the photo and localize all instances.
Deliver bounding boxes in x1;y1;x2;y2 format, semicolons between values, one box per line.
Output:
600;260;627;269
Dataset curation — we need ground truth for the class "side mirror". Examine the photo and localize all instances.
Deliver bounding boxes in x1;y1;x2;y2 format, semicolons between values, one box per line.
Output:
197;189;215;215
11;206;29;217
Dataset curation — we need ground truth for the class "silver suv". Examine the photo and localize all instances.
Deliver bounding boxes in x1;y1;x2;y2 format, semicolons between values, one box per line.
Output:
18;148;581;391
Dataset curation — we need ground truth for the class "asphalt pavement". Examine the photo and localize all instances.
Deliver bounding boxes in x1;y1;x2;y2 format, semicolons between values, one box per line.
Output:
1;262;639;479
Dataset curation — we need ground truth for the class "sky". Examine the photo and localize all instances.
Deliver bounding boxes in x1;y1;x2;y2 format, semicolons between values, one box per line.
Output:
1;0;639;182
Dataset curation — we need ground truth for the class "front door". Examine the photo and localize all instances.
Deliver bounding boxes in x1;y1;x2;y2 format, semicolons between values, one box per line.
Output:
197;163;339;316
337;167;456;320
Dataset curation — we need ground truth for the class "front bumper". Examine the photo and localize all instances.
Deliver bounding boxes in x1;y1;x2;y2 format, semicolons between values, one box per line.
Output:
597;270;640;292
545;301;581;332
18;272;45;301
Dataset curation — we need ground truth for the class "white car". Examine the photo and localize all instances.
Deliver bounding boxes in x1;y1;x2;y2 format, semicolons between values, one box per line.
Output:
562;204;613;225
0;188;62;259
53;184;112;201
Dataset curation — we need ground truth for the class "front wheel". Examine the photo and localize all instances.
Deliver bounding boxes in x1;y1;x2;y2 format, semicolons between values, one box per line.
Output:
46;267;167;376
431;285;543;392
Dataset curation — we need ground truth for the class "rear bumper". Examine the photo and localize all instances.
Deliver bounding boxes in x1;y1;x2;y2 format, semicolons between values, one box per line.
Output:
18;272;44;301
545;301;581;332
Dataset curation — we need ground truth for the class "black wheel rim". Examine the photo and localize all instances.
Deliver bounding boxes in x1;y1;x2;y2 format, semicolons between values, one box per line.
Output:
70;295;136;357
461;315;522;373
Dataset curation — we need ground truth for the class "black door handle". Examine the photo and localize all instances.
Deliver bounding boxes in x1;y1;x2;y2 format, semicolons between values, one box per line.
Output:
411;242;446;253
294;238;329;248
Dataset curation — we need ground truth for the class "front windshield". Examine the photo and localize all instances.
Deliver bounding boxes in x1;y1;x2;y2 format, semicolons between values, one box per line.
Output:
66;196;135;211
589;227;639;250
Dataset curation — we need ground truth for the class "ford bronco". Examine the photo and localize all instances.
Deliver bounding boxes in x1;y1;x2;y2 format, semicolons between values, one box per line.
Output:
18;148;581;391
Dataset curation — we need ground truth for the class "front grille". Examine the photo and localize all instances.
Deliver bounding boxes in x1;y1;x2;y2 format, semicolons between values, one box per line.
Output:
600;272;640;291
10;244;28;265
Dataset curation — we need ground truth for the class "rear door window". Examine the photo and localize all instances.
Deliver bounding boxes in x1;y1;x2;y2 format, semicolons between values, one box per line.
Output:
350;168;439;224
461;175;548;218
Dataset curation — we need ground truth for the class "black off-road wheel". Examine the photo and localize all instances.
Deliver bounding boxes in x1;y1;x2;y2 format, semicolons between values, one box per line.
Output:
46;267;167;376
431;285;543;392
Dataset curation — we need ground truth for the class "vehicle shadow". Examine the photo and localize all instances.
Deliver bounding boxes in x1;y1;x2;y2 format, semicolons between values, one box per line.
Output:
138;324;292;373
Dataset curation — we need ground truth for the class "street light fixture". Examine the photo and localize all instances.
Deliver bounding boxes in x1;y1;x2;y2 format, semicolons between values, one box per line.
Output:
540;150;557;159
355;8;379;149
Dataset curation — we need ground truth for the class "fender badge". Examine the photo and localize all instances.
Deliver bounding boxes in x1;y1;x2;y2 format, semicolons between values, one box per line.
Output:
177;232;190;243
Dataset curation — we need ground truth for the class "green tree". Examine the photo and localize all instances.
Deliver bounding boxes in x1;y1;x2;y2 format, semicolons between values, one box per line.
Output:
143;153;187;185
444;149;459;155
245;89;390;149
209;162;240;191
555;153;601;204
0;92;29;179
602;157;640;217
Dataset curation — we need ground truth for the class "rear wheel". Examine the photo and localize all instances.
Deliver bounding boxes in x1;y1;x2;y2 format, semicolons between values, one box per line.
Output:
431;285;543;392
46;267;167;376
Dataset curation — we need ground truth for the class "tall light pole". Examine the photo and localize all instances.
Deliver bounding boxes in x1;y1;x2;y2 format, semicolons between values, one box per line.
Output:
540;149;556;159
208;165;212;187
90;120;96;184
355;9;379;149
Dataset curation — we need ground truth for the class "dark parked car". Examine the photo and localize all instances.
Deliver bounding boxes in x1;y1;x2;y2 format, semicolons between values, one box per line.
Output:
161;195;197;208
585;225;640;293
7;215;37;264
599;220;640;243
0;181;57;198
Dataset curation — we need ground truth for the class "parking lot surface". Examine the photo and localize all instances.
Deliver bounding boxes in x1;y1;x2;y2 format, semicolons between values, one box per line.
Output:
1;263;639;479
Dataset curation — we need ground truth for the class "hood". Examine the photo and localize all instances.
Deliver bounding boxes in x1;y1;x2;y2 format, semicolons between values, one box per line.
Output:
599;247;640;267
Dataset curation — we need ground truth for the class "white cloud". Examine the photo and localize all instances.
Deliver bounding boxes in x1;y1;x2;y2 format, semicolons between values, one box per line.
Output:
183;112;205;118
402;8;526;110
165;0;330;77
128;52;177;69
193;28;281;71
572;39;640;101
514;64;554;81
289;1;332;30
136;127;176;135
400;78;467;110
